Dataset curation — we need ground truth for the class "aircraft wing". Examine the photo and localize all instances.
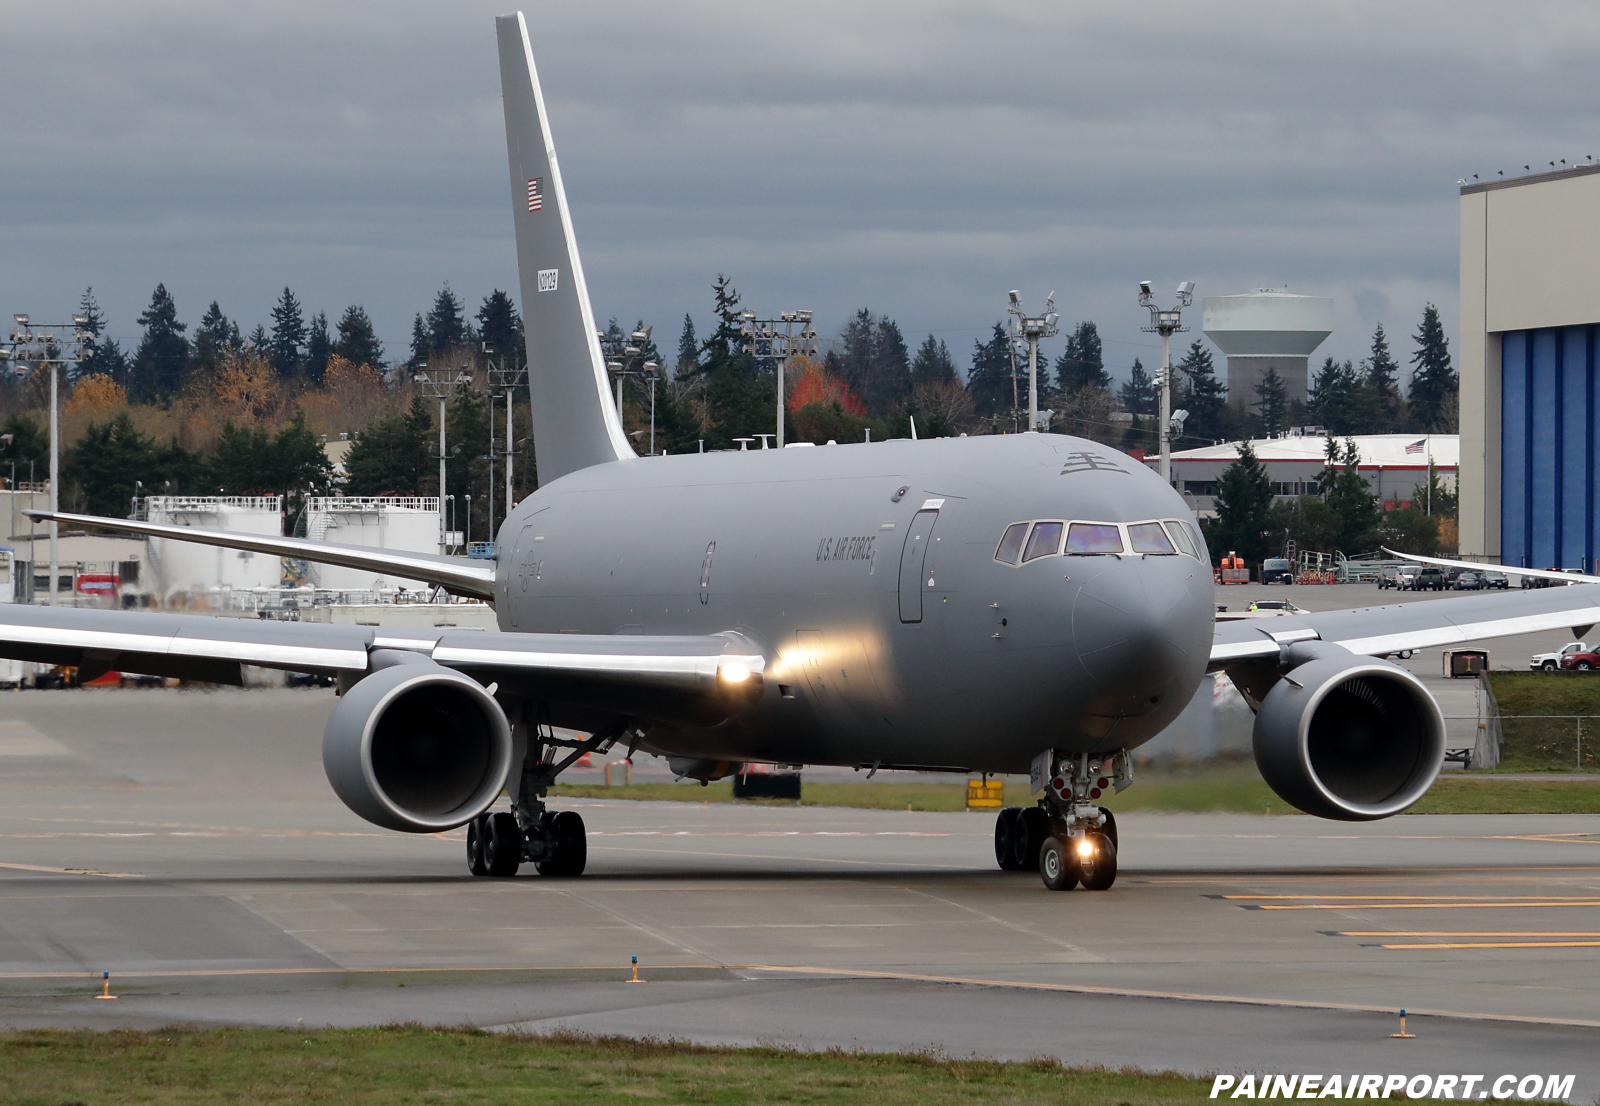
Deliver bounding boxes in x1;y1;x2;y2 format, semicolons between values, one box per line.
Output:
1382;546;1600;585
1209;584;1600;668
24;510;496;600
0;604;764;718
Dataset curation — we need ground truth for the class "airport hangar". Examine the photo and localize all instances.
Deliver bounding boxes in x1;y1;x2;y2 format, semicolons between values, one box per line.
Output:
1460;164;1600;572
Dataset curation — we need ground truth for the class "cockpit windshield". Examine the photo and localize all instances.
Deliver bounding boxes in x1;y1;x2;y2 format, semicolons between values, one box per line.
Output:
993;518;1201;564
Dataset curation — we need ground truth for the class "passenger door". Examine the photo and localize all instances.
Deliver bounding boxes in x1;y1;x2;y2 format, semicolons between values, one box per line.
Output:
897;506;941;623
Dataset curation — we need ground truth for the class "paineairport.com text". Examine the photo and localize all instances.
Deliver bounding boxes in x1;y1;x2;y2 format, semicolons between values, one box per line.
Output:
1209;1074;1576;1100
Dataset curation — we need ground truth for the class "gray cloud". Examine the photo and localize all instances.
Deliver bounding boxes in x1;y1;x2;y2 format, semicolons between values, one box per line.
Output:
5;1;1599;389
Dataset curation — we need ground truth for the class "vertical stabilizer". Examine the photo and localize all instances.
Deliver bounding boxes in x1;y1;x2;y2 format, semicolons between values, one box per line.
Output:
496;13;633;483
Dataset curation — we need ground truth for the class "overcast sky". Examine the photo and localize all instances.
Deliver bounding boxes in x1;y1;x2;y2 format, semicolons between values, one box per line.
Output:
5;1;1598;388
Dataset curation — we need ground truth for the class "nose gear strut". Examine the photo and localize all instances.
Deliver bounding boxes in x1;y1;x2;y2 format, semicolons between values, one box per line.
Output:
993;748;1130;891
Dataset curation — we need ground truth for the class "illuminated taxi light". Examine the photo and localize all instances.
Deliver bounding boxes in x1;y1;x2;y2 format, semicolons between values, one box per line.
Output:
1075;839;1094;857
720;663;752;683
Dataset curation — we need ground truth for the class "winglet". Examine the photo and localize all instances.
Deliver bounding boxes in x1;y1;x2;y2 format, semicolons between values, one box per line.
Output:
496;12;634;483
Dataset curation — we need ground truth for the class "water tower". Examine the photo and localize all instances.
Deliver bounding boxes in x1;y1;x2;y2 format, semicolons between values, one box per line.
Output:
1201;291;1333;412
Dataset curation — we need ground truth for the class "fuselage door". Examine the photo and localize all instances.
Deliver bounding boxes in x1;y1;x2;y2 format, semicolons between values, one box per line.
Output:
897;508;940;623
508;523;541;629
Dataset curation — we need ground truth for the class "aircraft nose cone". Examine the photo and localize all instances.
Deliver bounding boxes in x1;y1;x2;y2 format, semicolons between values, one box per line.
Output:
1071;556;1210;711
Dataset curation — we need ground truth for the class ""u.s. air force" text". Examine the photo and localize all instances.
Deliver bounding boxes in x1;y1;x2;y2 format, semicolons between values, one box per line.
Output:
816;535;876;562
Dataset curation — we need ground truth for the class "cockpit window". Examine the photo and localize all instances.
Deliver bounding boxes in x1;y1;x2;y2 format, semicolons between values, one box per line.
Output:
1128;522;1176;554
1065;522;1123;555
995;522;1028;565
1163;520;1197;558
1021;521;1064;562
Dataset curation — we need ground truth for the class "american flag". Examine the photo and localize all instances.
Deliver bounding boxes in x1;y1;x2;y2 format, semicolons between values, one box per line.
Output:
527;178;543;212
1405;438;1426;455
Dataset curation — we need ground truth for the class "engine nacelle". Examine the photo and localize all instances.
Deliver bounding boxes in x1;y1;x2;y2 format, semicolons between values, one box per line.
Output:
323;661;513;833
1252;643;1444;821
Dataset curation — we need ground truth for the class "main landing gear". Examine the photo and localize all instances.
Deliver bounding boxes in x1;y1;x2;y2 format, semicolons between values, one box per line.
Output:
465;719;628;879
994;748;1130;891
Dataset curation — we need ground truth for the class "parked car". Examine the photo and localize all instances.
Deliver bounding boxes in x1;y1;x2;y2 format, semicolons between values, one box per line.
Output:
1480;571;1510;589
1411;567;1446;591
1453;571;1480;590
1394;566;1421;591
1532;642;1590;671
1378;566;1414;590
1561;649;1600;672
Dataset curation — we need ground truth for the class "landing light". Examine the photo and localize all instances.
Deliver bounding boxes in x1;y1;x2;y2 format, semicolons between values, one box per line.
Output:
1076;839;1094;857
720;663;751;684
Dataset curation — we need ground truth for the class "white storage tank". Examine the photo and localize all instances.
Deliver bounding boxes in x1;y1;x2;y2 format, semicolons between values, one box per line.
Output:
143;496;284;603
300;497;440;596
1202;291;1334;410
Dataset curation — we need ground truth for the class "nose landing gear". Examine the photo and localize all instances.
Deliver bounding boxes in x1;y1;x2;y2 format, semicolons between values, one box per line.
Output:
995;748;1130;891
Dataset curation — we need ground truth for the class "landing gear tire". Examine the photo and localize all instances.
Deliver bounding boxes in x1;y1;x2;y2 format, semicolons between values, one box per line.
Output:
466;814;490;877
994;807;1023;871
1039;836;1079;891
484;811;523;877
1077;831;1118;891
536;810;588;877
1014;806;1049;871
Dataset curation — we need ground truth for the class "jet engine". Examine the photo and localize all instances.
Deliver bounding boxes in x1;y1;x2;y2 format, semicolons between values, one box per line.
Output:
1252;642;1444;821
323;660;513;833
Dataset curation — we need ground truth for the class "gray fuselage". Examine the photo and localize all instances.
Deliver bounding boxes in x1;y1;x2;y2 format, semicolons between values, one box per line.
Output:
491;433;1214;775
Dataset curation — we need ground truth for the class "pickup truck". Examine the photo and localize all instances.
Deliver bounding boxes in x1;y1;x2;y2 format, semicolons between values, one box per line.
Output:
1408;567;1446;591
1532;642;1590;671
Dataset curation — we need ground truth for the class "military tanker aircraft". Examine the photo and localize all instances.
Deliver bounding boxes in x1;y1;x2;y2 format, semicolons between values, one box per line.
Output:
8;12;1600;892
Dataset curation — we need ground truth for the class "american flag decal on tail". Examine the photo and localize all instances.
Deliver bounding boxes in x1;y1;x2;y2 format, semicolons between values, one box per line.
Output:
527;178;543;212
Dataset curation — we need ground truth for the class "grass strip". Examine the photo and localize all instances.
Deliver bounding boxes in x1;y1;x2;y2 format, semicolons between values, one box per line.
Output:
0;1025;1207;1105
553;773;1600;815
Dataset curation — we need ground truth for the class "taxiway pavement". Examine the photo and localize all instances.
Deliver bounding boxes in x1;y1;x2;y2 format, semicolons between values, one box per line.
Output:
0;688;1596;1083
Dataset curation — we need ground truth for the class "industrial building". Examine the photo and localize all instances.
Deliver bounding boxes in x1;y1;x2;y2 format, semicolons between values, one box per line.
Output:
1156;433;1458;519
298;496;439;595
1201;290;1333;410
1459;165;1600;571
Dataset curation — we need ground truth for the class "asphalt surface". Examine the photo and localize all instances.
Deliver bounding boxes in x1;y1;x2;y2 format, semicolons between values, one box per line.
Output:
0;686;1596;1086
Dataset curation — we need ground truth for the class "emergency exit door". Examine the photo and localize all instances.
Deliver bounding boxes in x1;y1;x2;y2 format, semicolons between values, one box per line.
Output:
897;508;939;623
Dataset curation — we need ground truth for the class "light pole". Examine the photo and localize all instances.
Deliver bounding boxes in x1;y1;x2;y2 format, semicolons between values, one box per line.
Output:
414;364;473;554
1006;291;1060;433
464;494;472;548
739;310;817;448
487;346;527;532
1138;280;1195;485
2;313;91;606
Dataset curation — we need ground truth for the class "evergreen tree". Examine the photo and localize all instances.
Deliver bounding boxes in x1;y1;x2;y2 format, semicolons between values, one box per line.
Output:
446;388;490;535
333;305;384;369
305;311;331;382
1320;437;1380;553
697;275;771;447
1118;358;1157;416
475;290;522;364
1359;323;1402;432
1408;303;1457;433
966;323;1016;419
211;413;334;513
426;285;468;352
66;412;166;516
409;314;429;366
910;334;957;384
268;286;306;377
1252;367;1288;436
71;288;108;381
834;310;911;415
1309;356;1361;434
1055;321;1108;392
1177;339;1228;443
344;396;436;495
675;314;698;375
130;283;190;401
1210;441;1273;568
247;325;269;355
0;415;49;471
193;301;234;372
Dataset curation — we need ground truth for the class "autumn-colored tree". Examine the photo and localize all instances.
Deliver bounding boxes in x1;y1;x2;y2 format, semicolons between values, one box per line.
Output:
209;352;281;425
65;374;127;418
787;359;867;418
